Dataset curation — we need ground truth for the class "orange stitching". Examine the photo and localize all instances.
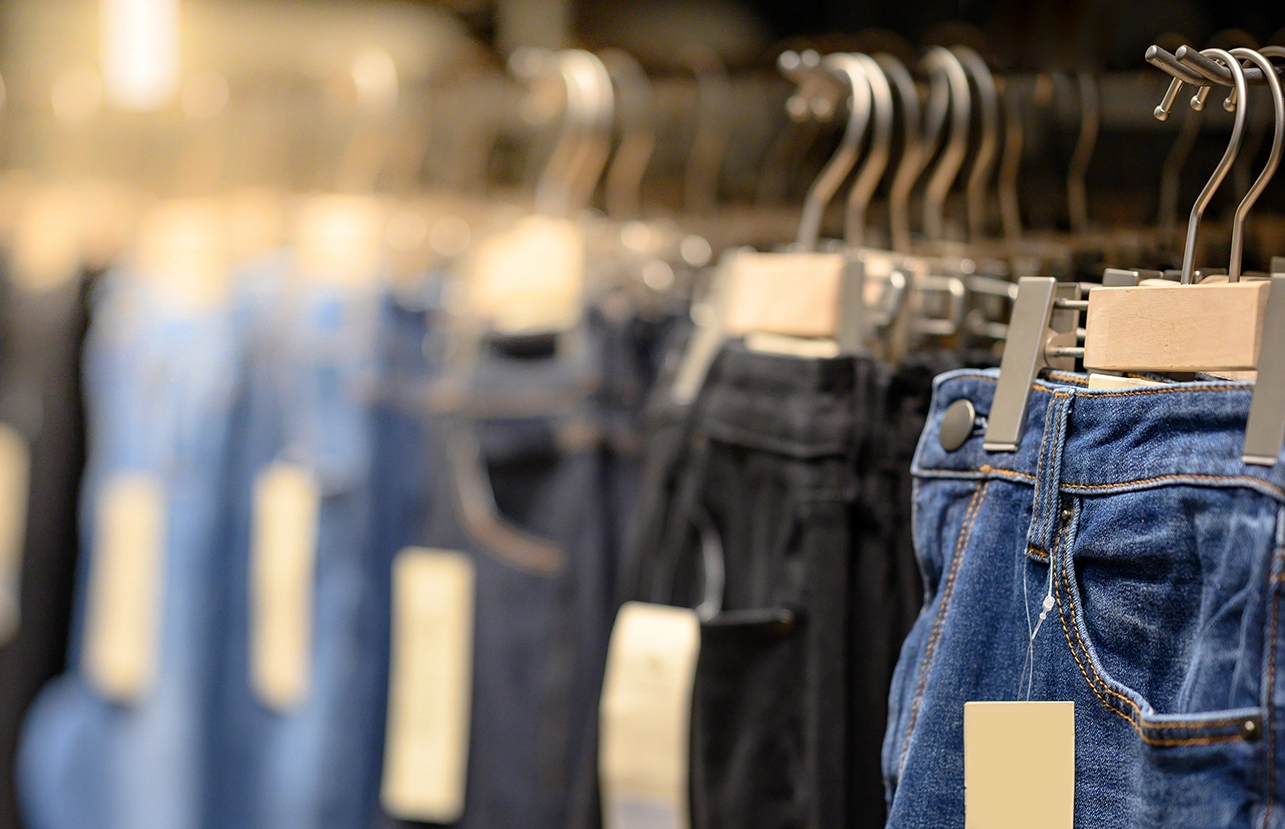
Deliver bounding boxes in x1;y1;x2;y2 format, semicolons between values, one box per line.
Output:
1082;385;1250;398
898;481;988;773
1267;526;1280;823
977;465;1038;483
939;372;1250;398
1060;550;1147;716
1027;545;1049;561
1056;543;1249;743
1062;474;1285;500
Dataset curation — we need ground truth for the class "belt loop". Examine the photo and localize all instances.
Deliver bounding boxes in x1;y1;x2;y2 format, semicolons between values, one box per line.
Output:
1026;389;1074;557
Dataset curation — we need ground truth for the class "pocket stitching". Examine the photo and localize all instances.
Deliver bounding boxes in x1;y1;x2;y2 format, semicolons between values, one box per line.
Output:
1056;523;1256;746
897;480;988;774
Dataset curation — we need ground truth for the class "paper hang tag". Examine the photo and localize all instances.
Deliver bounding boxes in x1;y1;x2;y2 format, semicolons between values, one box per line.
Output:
0;424;30;645
600;602;701;829
250;462;321;711
382;548;476;824
467;215;585;335
83;473;166;703
964;701;1075;829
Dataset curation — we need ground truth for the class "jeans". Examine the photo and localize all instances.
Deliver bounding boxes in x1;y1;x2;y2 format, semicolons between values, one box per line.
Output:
0;272;92;829
885;368;1285;828
17;270;243;829
205;265;390;829
381;329;624;829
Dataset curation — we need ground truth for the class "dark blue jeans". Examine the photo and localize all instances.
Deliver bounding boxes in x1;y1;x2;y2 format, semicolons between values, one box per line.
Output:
887;368;1285;828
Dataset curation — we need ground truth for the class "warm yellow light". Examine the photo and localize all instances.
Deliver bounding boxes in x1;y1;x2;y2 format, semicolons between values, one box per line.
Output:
351;48;398;115
101;0;180;110
51;65;103;124
181;71;228;119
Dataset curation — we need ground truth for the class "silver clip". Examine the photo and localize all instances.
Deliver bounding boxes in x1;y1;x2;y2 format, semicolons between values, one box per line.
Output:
983;278;1083;452
1243;274;1285;466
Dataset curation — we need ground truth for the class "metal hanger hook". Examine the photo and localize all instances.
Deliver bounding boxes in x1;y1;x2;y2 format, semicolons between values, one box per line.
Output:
1228;47;1285;281
919;47;971;243
792;53;872;251
951;46;1000;241
875;53;922;254
844;53;894;248
1178;48;1247;284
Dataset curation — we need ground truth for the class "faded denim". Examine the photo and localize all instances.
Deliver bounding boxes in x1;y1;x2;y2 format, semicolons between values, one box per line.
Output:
885;368;1285;828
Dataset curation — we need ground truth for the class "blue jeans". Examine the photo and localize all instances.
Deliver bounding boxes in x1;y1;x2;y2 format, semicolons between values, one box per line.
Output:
885;368;1285;828
205;270;393;829
17;271;243;829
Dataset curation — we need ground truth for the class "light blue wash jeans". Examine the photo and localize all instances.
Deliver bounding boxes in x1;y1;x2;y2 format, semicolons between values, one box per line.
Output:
17;267;243;829
204;262;392;829
885;368;1285;828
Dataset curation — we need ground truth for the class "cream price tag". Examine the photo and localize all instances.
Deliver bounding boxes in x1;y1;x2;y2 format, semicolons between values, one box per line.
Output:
0;424;30;644
467;215;585;334
964;701;1075;829
250;462;321;710
382;548;476;823
83;473;165;702
600;602;701;829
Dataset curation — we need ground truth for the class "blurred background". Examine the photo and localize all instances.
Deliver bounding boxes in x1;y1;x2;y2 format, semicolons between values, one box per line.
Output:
0;3;1282;829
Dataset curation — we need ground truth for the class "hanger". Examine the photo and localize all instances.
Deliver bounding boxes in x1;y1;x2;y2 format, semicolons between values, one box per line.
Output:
461;49;613;336
1066;73;1099;235
599;49;656;222
986;46;1285;466
876;54;923;255
682;48;731;216
953;46;999;242
668;50;874;400
920;47;971;244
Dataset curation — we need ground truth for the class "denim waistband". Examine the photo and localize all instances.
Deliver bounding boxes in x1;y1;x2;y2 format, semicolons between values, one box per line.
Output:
913;369;1285;504
700;341;871;459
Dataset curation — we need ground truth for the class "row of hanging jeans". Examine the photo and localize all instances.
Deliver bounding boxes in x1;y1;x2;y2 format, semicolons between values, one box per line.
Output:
5;243;672;829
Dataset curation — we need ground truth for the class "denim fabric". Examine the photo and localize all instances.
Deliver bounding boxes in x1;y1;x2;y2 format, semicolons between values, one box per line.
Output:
0;272;92;829
17;268;243;829
666;343;860;829
205;263;390;829
885;368;1285;828
380;329;621;829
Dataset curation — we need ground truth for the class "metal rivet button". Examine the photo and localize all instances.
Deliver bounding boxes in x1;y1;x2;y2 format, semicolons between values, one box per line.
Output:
1240;717;1262;741
1061;508;1073;522
939;399;976;452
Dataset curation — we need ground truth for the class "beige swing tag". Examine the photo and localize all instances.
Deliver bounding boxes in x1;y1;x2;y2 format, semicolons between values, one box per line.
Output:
250;462;321;711
83;473;166;702
964;701;1075;829
0;424;30;644
600;602;701;829
381;548;476;824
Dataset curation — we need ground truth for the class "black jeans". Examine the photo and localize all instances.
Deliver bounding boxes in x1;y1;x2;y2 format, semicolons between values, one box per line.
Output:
587;340;996;829
0;273;92;829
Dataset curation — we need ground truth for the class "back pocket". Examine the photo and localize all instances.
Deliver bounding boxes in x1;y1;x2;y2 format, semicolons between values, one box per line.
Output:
691;608;806;829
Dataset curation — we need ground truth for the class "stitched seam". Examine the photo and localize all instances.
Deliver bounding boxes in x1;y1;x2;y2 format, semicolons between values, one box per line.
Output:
1027;544;1049;562
925;468;1285;500
1057;545;1248;743
1267;527;1280;824
1027;393;1064;557
898;481;988;774
978;464;1038;483
1063;475;1285;499
938;372;1250;397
